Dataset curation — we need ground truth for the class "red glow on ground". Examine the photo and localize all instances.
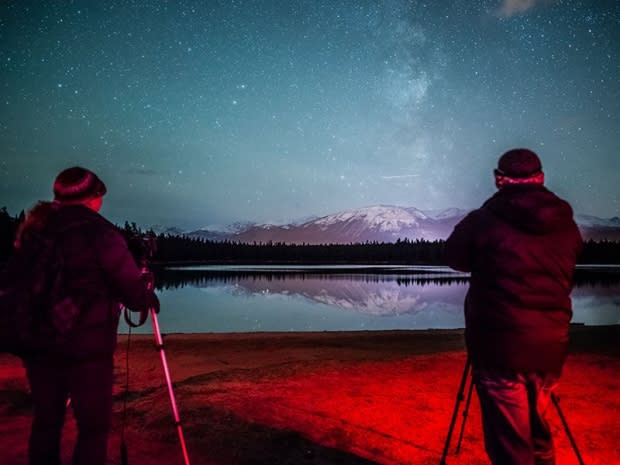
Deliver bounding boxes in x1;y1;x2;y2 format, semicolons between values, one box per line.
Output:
1;331;618;464
184;353;618;464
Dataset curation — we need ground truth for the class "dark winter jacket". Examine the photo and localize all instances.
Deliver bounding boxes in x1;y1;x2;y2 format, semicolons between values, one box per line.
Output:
17;203;156;361
444;184;582;374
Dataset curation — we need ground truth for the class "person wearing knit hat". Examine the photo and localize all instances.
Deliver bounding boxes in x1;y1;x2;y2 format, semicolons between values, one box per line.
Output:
8;166;159;465
53;166;107;203
13;167;107;248
494;148;545;189
445;149;582;465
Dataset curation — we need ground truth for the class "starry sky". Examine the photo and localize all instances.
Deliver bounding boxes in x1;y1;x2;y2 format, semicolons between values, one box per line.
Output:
1;0;618;229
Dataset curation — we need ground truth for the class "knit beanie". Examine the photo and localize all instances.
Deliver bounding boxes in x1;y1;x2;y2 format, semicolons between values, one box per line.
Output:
495;148;543;178
53;166;107;202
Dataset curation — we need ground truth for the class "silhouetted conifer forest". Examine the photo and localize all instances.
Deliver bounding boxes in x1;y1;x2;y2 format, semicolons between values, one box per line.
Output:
1;207;620;266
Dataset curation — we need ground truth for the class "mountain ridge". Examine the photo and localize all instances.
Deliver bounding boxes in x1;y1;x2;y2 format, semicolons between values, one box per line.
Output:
149;205;620;243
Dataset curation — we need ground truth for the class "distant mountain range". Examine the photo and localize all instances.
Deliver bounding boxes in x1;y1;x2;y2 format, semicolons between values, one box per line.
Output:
150;205;620;244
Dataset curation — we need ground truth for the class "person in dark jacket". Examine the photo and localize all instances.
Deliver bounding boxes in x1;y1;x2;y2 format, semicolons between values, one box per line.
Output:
14;167;159;465
444;149;582;465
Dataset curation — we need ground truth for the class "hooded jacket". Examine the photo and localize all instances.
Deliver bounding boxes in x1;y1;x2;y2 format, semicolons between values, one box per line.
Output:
11;202;155;360
444;184;582;373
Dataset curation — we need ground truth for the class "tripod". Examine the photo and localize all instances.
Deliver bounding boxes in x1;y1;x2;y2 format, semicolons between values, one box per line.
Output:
439;357;586;465
143;265;192;465
121;258;191;465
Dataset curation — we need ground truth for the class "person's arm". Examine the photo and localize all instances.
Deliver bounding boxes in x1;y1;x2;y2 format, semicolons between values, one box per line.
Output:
444;211;478;272
96;227;159;313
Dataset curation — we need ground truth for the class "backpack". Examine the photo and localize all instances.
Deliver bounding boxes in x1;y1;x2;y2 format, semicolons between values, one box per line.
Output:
0;227;81;357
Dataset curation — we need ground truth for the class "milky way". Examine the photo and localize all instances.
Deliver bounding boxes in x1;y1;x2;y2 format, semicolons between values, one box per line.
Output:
1;0;618;228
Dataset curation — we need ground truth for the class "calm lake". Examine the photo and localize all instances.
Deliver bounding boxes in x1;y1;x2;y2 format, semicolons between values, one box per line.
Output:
119;265;620;334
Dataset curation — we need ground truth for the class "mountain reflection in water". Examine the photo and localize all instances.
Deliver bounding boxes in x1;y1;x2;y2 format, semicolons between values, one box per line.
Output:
119;266;620;333
157;267;471;316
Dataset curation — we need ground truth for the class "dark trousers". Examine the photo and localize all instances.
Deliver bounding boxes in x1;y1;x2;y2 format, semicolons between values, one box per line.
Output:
24;356;114;465
473;368;558;465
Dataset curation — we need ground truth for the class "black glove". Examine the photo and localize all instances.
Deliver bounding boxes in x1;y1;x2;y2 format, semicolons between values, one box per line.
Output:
141;270;156;288
148;291;160;314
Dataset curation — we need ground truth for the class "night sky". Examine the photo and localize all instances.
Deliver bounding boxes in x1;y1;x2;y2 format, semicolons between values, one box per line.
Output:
1;0;618;229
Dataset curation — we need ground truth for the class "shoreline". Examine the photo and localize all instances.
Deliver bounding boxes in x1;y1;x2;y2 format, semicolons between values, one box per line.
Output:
117;323;619;353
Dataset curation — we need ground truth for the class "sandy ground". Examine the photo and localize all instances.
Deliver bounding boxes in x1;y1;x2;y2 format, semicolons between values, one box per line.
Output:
1;326;619;465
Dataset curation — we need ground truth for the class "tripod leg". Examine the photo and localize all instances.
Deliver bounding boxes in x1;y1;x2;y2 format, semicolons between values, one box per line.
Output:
455;372;475;454
143;267;192;465
551;393;586;465
151;309;192;465
439;357;471;465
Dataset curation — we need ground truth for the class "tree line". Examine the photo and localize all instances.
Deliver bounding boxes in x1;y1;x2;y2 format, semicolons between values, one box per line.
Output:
1;207;620;265
155;269;472;291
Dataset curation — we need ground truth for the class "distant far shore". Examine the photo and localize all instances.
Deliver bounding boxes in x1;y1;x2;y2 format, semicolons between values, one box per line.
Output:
150;261;620;270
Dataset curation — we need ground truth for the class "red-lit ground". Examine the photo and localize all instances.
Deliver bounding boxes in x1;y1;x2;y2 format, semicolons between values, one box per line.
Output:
1;327;618;465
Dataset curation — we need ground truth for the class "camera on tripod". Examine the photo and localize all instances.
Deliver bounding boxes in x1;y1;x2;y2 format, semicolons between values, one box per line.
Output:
126;233;158;267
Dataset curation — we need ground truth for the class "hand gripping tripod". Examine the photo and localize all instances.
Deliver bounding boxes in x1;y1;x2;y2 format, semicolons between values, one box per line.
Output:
122;236;191;465
439;357;586;465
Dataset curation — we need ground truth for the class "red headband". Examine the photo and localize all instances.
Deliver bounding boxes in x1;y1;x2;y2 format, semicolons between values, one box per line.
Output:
495;172;544;188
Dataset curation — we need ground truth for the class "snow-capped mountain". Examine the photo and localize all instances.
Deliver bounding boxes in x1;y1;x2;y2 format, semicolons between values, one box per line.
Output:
148;225;186;236
422;208;471;220
574;215;620;241
312;206;426;230
574;214;620;228
187;205;469;244
154;205;620;244
185;222;257;241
